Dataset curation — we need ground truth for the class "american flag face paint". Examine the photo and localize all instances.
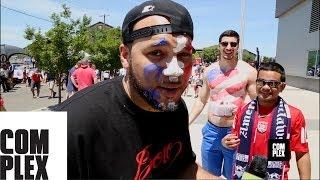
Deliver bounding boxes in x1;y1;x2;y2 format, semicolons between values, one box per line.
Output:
173;35;188;53
163;56;184;79
163;35;189;82
154;38;168;46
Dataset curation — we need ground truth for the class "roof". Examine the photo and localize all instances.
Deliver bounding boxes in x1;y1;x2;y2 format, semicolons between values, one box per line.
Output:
89;21;113;29
0;44;25;57
275;0;305;18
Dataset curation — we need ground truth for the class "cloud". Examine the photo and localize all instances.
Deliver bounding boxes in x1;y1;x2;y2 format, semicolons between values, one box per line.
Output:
2;0;60;19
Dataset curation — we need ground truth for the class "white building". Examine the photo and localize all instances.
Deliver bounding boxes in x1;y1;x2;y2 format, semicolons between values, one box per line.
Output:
275;0;319;92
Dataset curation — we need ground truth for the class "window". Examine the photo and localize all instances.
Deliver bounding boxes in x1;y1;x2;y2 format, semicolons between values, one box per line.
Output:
309;0;320;33
306;50;320;77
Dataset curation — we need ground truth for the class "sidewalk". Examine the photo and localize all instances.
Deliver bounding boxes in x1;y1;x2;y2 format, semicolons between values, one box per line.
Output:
185;85;319;179
1;82;67;111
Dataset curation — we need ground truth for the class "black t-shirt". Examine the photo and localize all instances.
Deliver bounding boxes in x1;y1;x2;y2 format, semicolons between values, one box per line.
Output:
53;77;196;179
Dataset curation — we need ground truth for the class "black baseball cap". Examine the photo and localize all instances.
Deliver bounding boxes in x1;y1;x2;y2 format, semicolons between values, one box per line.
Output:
122;0;194;44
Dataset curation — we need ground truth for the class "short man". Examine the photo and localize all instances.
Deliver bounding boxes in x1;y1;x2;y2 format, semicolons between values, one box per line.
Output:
31;68;43;98
71;58;97;91
189;30;257;178
222;62;311;179
53;0;219;178
66;61;80;99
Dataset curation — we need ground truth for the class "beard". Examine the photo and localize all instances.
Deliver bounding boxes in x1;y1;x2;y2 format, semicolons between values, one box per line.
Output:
127;62;179;112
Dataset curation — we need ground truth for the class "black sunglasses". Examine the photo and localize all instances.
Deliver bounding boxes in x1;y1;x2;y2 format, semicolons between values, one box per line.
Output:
256;78;282;88
220;41;238;48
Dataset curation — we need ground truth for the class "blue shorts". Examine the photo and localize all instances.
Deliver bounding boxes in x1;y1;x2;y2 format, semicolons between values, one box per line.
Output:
201;121;236;179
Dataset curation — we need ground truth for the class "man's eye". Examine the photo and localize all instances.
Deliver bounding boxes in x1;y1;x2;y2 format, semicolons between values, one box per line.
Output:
177;52;192;59
149;50;163;56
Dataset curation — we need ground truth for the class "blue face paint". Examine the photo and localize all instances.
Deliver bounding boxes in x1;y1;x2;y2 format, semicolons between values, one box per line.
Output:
142;64;164;107
154;38;168;46
143;63;164;84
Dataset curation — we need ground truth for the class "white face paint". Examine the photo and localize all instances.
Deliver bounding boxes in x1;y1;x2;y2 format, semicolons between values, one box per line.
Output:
163;35;188;82
173;35;188;53
163;56;184;81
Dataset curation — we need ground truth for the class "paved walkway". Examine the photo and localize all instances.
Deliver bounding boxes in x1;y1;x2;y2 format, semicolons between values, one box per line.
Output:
2;82;319;179
1;82;67;111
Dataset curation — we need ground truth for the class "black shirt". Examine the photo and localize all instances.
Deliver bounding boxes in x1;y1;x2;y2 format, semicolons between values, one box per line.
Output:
53;77;196;179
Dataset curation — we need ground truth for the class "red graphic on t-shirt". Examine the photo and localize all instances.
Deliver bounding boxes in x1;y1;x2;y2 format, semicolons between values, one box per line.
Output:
134;141;182;180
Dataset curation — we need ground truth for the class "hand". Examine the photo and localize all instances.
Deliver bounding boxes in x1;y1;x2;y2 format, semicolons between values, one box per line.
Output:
222;133;240;149
211;101;237;117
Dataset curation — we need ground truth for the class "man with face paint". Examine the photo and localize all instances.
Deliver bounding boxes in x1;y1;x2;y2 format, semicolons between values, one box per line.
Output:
53;0;219;179
189;30;257;179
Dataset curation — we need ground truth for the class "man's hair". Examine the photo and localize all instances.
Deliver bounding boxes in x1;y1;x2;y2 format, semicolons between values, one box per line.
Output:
258;62;286;82
219;30;240;43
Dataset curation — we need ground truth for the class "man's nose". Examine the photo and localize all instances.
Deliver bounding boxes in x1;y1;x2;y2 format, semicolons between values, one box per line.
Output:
163;56;184;77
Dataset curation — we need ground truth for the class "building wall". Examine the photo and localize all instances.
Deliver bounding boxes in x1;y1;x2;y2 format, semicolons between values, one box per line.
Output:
275;0;304;18
276;0;319;92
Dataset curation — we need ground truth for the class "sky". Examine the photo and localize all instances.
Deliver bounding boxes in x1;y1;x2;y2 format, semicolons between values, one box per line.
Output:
1;0;278;57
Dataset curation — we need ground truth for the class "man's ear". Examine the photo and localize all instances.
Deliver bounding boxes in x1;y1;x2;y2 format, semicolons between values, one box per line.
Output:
279;82;286;92
119;44;130;69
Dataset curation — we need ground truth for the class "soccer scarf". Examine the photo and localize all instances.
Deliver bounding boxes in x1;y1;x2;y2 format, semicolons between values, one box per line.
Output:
233;97;291;180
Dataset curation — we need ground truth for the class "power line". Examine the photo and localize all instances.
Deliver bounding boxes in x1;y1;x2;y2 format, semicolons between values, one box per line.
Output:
0;4;53;23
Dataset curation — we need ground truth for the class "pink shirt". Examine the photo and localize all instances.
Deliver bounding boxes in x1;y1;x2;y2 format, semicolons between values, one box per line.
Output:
72;66;96;91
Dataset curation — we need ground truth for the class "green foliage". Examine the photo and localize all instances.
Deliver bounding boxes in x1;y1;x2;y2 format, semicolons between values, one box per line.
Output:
262;56;273;63
87;27;122;71
202;45;219;63
24;4;92;103
242;50;256;62
192;51;201;59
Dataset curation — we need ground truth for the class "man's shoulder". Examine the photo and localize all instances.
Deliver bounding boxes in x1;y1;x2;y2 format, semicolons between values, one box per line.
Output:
238;61;256;73
287;104;304;118
53;78;122;112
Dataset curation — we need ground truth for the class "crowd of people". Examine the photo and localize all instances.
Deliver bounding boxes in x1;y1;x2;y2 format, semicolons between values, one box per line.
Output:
1;0;312;179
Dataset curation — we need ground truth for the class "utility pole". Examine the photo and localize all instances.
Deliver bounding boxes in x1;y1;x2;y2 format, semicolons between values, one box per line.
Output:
100;14;109;24
256;47;260;69
239;0;246;61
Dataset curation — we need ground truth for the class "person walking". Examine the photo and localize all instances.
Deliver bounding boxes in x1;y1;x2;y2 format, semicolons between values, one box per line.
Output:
30;68;43;98
71;58;97;91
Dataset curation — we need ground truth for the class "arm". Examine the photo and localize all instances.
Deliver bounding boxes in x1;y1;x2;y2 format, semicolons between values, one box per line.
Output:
92;69;98;84
296;152;311;179
222;133;240;149
291;111;310;179
189;77;210;125
246;67;257;100
70;75;78;89
180;162;222;179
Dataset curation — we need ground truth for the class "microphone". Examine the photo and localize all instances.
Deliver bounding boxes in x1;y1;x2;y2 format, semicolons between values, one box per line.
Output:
241;155;268;179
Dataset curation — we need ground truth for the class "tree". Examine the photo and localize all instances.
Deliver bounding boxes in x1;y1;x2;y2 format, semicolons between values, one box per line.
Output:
262;56;274;63
242;50;256;62
202;45;219;63
87;27;122;71
25;5;91;103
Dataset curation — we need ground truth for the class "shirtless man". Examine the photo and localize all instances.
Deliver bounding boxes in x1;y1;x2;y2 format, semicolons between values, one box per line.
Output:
189;30;257;179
